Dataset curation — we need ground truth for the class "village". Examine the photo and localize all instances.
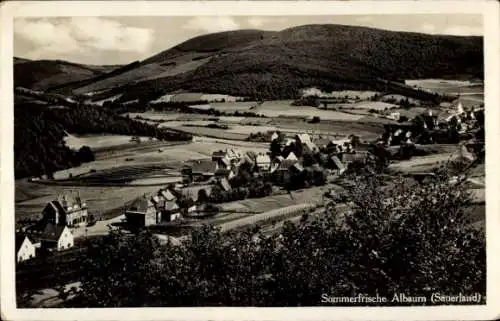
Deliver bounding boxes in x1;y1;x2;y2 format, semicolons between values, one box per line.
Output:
15;99;484;267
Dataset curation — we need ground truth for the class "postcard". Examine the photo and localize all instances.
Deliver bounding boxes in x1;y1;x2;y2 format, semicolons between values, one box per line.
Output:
1;1;499;320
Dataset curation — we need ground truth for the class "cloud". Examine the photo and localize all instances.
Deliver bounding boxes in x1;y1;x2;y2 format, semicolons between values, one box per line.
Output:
442;25;483;36
182;16;240;33
15;17;154;59
421;23;437;34
247;17;287;29
420;22;482;36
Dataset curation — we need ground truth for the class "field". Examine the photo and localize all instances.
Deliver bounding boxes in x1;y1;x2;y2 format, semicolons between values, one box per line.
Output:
301;88;380;99
405;79;484;108
15;180;161;221
130;106;387;142
63;133;157;151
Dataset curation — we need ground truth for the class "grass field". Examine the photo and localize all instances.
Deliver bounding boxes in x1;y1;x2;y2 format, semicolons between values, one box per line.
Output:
15;180;161;221
63;133;158;151
405;79;484;106
301;88;380;99
220;185;331;214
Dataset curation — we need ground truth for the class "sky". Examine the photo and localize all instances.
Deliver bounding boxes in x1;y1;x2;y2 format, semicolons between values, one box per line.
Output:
14;14;483;65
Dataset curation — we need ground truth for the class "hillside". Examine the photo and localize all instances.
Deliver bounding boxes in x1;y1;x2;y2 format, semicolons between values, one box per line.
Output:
14;58;121;91
48;24;482;102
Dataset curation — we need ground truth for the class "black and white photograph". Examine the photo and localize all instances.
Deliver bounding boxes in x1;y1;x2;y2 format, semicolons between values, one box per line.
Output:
1;1;499;320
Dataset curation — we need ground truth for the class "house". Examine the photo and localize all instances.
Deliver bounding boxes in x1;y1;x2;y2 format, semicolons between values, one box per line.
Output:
226;148;242;162
341;152;367;165
42;192;88;227
16;234;36;262
38;224;74;252
191;160;218;181
270;156;286;173
256;154;271;171
271;132;279;141
159;188;177;202
161;200;181;222
216;156;232;170
212;150;227;161
329;155;346;175
125;195;160;227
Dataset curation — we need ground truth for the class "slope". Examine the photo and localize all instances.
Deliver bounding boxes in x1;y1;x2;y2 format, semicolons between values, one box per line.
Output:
14;58;121;91
50;24;484;101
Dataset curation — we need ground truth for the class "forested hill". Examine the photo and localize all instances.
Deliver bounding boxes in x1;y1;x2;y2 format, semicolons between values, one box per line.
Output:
14;58;121;91
45;24;482;102
14;103;192;179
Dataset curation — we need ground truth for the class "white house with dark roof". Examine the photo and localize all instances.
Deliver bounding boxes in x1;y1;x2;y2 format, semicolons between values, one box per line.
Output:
42;192;88;227
286;152;299;162
16;234;36;262
125;195;160;227
256;154;271;171
36;224;74;252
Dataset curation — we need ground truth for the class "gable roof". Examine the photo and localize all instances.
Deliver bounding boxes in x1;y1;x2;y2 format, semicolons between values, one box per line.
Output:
219;178;232;192
330;155;345;170
164;200;180;212
56;192;86;211
40;223;69;242
16;234;33;252
191;160;218;174
256;154;271;165
291;162;304;173
128;196;153;213
296;133;311;143
160;189;176;201
279;159;297;170
286;152;298;161
274;156;285;163
342;152;366;163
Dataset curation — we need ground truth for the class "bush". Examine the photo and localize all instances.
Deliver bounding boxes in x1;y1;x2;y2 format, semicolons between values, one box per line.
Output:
309;116;321;123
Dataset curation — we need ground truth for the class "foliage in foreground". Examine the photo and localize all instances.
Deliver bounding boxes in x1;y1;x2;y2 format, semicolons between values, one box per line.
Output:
73;166;485;307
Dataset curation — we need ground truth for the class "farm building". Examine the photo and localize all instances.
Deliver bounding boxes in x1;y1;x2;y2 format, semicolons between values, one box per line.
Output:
35;224;74;252
42;192;88;227
125;195;161;227
16;234;37;263
161;200;181;222
190;160;219;180
341;152;367;165
256;154;271;171
212;150;226;161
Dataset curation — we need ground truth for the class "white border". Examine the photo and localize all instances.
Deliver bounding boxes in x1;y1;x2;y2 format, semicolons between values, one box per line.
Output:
1;1;499;321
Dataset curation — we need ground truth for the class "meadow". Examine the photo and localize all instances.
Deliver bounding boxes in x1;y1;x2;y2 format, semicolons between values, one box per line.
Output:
63;133;157;151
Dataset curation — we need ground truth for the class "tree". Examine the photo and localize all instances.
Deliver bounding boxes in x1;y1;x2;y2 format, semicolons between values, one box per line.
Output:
70;162;484;307
76;146;95;163
269;139;282;159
